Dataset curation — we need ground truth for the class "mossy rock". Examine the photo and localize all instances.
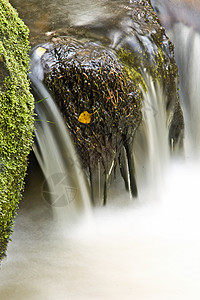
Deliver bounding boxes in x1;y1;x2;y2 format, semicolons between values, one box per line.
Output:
38;0;183;159
109;0;184;149
0;0;35;260
30;0;184;203
40;40;142;171
33;40;142;204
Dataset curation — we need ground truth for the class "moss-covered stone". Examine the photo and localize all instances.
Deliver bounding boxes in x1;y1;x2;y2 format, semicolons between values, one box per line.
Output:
29;0;184;204
114;0;182;133
32;39;142;204
110;0;184;150
41;39;142;172
0;0;34;260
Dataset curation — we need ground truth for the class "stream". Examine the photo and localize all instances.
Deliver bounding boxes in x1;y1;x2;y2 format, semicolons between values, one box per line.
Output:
1;1;200;299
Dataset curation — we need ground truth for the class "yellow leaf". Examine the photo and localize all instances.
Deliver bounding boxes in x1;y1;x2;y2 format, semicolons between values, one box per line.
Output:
36;47;47;57
78;111;92;124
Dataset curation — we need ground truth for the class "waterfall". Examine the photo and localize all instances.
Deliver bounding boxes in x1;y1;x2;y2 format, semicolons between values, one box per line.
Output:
29;72;91;224
169;23;200;158
151;0;200;159
133;74;170;194
1;1;200;299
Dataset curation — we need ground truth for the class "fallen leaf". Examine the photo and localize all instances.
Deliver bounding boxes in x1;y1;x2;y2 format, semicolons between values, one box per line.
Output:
78;111;92;124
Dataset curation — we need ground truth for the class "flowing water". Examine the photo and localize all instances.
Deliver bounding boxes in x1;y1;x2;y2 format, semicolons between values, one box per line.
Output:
1;1;200;299
30;71;91;223
151;0;200;157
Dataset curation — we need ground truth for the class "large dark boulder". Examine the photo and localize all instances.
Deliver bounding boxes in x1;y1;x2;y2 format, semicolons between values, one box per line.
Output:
30;0;184;203
42;40;142;171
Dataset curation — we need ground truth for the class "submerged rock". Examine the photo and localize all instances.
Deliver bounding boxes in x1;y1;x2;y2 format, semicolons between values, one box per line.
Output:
31;0;184;204
0;1;34;260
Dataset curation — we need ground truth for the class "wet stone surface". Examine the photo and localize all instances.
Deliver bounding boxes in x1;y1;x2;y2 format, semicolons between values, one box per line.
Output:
29;0;184;203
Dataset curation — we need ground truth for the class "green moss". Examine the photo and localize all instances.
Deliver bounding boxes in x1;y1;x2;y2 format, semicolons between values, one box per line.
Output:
117;48;147;92
117;40;178;94
0;0;34;260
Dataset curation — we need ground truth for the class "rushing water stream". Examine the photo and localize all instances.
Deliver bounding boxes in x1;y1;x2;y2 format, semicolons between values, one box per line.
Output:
1;0;200;299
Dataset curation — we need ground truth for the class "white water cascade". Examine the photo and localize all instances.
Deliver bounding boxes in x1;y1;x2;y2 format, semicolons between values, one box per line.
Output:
133;74;170;194
151;0;200;158
170;23;200;158
1;3;200;300
30;73;91;224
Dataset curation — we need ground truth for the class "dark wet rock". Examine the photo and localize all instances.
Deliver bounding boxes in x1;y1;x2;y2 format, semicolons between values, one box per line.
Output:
38;39;142;204
31;0;184;203
42;40;142;170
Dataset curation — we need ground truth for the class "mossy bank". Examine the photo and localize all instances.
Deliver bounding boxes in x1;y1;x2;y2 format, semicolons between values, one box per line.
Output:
0;0;34;260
